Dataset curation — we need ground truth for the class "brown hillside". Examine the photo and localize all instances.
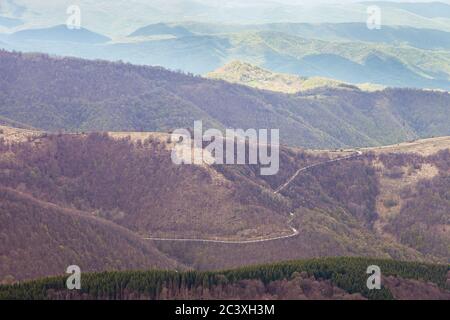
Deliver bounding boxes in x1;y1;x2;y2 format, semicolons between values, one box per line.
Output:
0;127;449;278
0;187;180;282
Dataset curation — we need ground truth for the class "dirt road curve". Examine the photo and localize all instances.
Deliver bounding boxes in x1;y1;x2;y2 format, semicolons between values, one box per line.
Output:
144;152;362;243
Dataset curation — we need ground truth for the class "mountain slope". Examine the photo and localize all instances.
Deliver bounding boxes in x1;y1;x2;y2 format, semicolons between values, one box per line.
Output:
0;50;449;149
0;187;181;282
159;139;450;270
0;128;292;241
1;127;449;278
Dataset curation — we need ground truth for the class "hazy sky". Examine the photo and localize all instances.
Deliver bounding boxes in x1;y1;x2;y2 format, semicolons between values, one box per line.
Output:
195;0;450;4
3;0;450;36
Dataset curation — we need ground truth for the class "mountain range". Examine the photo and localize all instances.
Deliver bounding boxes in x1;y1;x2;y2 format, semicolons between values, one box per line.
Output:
0;125;449;283
4;1;450;34
0;0;449;301
1;50;449;149
9;25;111;44
2;20;450;89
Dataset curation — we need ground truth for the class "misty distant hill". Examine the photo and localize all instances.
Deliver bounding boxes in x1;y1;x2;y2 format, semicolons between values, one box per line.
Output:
10;25;111;44
2;24;450;90
129;23;194;38
171;21;450;50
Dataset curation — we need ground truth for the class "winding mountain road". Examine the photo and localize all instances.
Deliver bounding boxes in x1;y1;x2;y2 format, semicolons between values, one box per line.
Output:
143;151;362;244
274;151;362;194
142;226;298;244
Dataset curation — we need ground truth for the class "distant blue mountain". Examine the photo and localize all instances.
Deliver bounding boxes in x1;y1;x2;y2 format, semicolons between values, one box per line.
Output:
129;21;450;50
2;21;450;90
10;25;111;44
111;35;230;74
129;23;194;38
283;22;450;50
169;21;450;50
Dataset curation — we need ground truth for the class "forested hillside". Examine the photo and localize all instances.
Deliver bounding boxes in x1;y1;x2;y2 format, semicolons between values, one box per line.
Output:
0;187;181;282
0;131;290;242
0;128;449;282
1;258;448;300
1;50;449;149
1;0;449;303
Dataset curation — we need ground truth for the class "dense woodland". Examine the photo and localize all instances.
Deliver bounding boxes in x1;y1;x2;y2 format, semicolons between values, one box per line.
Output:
0;257;448;300
0;133;290;240
375;149;450;259
1;50;450;148
0;131;449;282
0;186;181;282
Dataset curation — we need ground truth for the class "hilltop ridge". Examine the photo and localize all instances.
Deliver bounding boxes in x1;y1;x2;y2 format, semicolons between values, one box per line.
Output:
206;61;384;93
1;50;449;149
